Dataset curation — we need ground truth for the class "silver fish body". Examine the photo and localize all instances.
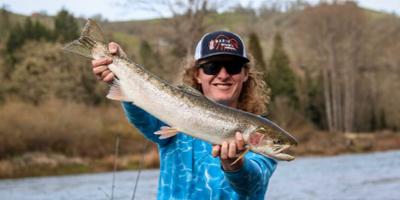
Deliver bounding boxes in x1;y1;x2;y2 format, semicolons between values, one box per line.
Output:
63;19;298;161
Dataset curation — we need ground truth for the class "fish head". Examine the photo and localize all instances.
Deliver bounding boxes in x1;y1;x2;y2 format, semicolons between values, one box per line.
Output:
247;126;298;162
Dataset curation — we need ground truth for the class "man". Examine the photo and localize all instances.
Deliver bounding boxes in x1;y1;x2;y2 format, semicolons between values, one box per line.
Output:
92;31;277;199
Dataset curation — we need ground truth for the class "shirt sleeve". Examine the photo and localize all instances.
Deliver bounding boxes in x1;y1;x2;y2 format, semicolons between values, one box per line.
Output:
222;153;277;196
121;101;172;146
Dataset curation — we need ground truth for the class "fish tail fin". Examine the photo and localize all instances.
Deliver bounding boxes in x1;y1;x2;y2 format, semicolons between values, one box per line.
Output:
62;18;109;60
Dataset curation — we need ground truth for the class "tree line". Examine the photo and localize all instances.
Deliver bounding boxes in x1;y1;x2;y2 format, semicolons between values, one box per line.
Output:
4;9;79;55
0;7;108;105
0;1;398;134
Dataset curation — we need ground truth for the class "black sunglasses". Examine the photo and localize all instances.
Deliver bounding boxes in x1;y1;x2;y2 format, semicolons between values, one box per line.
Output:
198;61;246;75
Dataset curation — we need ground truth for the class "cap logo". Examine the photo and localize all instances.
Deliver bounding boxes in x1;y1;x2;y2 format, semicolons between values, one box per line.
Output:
208;34;238;52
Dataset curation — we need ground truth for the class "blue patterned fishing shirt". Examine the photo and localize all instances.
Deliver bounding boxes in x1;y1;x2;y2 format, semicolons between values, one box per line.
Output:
122;102;277;200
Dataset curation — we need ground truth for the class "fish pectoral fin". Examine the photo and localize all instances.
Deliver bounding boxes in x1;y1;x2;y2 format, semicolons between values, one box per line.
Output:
230;148;250;166
154;126;180;139
106;78;131;102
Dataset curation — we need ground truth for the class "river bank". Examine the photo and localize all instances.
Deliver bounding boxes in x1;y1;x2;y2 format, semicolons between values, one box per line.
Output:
1;150;399;200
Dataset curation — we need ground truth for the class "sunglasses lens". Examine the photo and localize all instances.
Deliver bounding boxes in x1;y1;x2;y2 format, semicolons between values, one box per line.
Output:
199;63;219;75
200;61;244;75
226;63;244;75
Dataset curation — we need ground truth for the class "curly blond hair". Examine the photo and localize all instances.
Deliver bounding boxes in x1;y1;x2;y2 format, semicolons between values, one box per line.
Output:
175;55;270;116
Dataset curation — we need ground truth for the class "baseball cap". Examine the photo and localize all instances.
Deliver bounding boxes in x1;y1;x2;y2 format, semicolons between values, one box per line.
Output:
194;31;250;63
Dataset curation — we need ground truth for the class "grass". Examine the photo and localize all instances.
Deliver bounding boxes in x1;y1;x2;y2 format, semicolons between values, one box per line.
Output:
112;32;140;49
0;97;160;178
0;97;148;158
0;151;159;178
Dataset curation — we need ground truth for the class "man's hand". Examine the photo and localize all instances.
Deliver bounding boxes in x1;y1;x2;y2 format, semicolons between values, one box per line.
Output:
91;42;126;82
212;132;245;171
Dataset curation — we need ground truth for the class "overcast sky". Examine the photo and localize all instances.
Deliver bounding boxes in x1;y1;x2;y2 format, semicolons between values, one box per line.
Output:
1;0;399;21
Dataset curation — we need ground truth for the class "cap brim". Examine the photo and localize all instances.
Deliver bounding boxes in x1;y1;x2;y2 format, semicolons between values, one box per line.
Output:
198;52;250;63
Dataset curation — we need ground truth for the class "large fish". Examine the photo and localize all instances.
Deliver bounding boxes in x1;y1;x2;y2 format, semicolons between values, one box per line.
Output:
63;19;298;162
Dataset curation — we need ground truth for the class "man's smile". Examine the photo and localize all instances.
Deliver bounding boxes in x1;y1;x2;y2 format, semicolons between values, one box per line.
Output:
213;83;233;89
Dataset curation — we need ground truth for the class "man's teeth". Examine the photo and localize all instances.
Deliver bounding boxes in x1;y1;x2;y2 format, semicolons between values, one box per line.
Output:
215;84;230;88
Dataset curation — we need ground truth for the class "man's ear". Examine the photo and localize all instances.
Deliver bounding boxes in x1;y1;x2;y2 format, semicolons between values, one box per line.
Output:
194;70;202;84
244;68;249;82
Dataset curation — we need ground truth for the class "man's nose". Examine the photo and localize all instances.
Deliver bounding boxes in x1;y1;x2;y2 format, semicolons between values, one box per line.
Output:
216;66;230;79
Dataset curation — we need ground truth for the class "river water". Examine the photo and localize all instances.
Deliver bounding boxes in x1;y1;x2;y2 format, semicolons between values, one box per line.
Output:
0;150;399;200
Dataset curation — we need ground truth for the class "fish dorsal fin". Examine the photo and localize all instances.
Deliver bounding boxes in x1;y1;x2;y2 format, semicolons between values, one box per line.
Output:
62;18;108;60
178;82;204;97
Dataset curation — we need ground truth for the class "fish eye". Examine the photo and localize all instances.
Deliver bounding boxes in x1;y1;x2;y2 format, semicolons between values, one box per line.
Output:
274;139;282;144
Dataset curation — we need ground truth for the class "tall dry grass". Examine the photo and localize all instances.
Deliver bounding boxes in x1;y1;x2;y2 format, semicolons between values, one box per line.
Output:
0;97;162;177
0;97;152;159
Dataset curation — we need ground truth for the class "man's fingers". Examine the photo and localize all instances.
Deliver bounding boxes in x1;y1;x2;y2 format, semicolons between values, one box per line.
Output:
95;69;114;82
109;42;126;56
103;72;115;82
92;58;112;68
220;141;229;159
212;145;220;158
212;134;244;160
228;141;237;159
236;132;244;151
101;70;111;78
91;43;120;83
109;42;118;54
93;65;108;75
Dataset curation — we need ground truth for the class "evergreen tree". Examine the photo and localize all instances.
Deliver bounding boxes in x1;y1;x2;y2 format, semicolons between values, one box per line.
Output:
3;23;24;79
0;5;11;44
370;109;377;132
4;17;53;80
379;108;387;130
53;9;79;43
304;70;325;129
32;20;52;41
24;17;34;39
248;31;266;73
267;31;299;109
23;17;51;41
6;18;52;54
6;23;24;54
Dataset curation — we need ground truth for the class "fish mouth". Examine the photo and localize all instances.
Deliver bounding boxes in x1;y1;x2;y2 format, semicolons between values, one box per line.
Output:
273;144;295;161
